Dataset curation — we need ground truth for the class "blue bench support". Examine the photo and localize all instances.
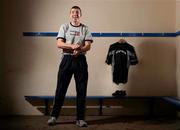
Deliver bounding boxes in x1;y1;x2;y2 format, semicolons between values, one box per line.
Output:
25;96;173;116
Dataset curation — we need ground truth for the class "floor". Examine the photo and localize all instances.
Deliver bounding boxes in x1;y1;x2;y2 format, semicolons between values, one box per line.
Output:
0;116;180;130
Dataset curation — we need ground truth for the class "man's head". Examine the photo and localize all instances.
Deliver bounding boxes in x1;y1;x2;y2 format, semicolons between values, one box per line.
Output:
70;6;82;24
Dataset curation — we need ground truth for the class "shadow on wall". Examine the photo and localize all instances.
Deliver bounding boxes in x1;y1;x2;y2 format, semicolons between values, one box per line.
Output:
0;0;46;115
128;39;177;96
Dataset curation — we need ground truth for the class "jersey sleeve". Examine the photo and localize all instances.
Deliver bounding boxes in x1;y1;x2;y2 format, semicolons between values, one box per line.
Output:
105;45;112;65
56;24;66;41
129;47;138;65
85;26;93;43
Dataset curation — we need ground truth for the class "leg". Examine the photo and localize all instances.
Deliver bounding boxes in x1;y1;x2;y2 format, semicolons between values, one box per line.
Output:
51;56;73;118
74;55;88;120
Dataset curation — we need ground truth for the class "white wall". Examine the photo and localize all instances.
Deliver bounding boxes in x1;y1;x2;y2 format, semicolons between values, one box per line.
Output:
0;0;177;115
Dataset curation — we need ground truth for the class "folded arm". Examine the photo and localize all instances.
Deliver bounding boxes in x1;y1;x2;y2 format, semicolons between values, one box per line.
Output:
57;39;80;50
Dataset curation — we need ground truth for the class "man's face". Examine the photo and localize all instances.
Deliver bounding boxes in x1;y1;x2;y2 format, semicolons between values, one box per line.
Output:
70;8;81;23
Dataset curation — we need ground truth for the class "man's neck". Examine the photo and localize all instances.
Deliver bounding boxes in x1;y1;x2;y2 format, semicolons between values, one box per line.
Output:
71;21;80;26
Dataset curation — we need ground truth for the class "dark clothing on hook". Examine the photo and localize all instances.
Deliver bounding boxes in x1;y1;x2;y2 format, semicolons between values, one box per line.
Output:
105;42;138;84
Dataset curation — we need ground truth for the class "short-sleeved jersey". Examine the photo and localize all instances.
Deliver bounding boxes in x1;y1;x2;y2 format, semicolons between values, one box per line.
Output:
57;23;93;52
105;42;138;84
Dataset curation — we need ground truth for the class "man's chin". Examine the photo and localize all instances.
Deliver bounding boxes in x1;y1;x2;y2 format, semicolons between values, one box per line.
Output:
73;19;78;21
73;20;79;23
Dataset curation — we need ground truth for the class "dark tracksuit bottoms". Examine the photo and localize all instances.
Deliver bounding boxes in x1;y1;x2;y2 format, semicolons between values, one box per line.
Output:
51;54;88;120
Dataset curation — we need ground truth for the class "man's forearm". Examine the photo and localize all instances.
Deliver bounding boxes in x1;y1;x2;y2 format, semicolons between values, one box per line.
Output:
57;39;80;50
78;43;91;52
57;41;73;50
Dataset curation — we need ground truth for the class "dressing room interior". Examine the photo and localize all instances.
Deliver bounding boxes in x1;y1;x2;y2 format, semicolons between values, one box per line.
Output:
0;0;180;130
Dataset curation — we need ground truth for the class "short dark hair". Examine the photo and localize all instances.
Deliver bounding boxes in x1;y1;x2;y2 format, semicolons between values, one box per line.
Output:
71;6;82;16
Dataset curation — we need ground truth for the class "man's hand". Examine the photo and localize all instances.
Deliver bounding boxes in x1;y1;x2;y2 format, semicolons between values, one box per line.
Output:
71;44;80;50
72;49;81;57
71;44;82;57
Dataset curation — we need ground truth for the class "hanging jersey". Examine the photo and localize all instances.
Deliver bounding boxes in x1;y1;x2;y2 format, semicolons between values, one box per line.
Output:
105;42;138;84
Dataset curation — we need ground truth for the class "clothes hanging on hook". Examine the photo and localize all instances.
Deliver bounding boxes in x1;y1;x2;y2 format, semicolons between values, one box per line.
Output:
105;40;138;85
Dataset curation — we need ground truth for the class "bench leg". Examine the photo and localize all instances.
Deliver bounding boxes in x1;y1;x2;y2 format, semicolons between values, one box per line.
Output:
99;99;103;116
45;99;49;115
148;98;155;117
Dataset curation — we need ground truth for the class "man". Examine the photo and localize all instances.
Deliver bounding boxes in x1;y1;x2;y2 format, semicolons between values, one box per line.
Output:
47;6;93;127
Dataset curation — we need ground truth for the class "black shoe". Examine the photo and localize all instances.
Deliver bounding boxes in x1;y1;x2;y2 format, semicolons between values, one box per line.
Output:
112;90;120;96
121;90;126;96
112;90;126;97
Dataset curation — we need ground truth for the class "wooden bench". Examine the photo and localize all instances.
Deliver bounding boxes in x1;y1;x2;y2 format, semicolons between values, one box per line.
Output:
24;95;179;116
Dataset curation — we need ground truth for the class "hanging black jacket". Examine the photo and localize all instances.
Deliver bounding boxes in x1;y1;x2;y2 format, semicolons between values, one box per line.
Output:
105;42;138;84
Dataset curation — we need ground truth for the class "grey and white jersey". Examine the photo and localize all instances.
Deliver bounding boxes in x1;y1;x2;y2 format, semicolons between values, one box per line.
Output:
57;23;93;46
105;42;138;84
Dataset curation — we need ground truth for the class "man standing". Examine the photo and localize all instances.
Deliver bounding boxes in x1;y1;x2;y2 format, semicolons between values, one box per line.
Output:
47;6;93;127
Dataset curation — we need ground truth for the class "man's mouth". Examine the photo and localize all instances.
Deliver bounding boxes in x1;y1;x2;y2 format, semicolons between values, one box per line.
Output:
73;16;78;18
